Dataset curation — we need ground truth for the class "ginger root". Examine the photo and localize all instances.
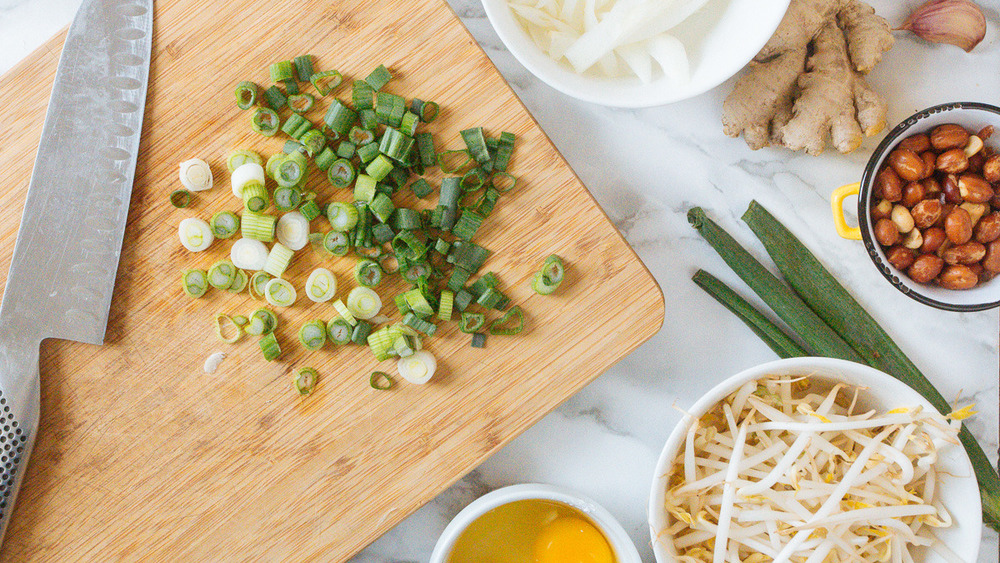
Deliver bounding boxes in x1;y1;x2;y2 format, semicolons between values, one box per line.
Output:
722;0;893;155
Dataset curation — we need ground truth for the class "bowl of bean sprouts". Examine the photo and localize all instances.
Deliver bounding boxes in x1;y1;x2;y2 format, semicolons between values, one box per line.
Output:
648;357;981;563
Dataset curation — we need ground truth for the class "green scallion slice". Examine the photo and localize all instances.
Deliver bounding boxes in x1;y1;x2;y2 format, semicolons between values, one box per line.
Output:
311;70;343;96
293;55;313;82
215;314;243;344
459;312;485;334
209;211;240;239
235;80;259;110
365;154;393;182
181;269;208;298
327;158;356;189
263;85;287;110
324;100;357;139
299;320;327;351
228;268;249;293
351;320;373;345
471;333;486;348
453;210;485;241
411;99;440;123
269;60;295;82
283;79;300;96
227;149;263;172
375;92;405;127
336;141;356;160
294;367;318;395
402;312;437;336
326;318;352;345
437;290;454;321
352;79;374;110
207;259;237;290
251;108;280;136
333;299;357;326
460;127;490;164
365;64;392;90
249;272;273;300
241;181;269;212
246;308;277;336
489;306;524;335
299;199;322;221
355;258;383;287
287;93;315;114
301;129;326;157
326;201;359;232
410;178;433;199
400;111;419;136
242;212;277;242
170;189;191;208
273;186;302;212
370;371;394;390
323;231;351;256
369;193;394;223
259;332;281;361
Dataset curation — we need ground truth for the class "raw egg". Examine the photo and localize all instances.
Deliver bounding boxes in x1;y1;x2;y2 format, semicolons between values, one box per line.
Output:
532;516;615;563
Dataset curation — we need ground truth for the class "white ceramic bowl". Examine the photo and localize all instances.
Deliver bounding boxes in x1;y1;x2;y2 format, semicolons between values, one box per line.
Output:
648;357;981;562
480;0;790;107
430;483;642;563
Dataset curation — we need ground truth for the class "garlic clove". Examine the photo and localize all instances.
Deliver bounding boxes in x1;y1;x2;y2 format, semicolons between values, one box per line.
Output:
899;0;987;52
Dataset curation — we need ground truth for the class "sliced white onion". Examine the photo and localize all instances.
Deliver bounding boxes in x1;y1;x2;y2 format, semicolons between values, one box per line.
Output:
276;212;310;250
230;238;269;270
264;278;297;307
305;268;337;302
178;217;213;252
179;158;213;191
397;350;436;384
231;162;265;198
347;287;382;320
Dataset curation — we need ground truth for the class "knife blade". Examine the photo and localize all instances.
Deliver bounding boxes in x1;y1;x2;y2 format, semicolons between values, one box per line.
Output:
0;0;152;544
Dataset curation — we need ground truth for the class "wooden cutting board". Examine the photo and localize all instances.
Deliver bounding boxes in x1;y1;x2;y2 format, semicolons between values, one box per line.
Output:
0;0;663;560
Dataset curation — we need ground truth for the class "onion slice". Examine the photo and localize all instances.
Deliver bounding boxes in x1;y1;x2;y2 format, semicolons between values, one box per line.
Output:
178;217;213;252
305;268;337;302
397;350;436;384
276;212;310;250
231;162;265;198
230;238;268;270
347;287;382;320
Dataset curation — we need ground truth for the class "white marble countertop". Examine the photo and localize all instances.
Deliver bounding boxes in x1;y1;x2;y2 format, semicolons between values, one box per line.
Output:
2;0;997;561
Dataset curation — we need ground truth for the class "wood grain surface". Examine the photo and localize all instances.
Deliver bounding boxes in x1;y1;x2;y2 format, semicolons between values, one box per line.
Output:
0;0;663;560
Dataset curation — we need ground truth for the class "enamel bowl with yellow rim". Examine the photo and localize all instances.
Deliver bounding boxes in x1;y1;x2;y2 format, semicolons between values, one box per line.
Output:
830;102;1000;311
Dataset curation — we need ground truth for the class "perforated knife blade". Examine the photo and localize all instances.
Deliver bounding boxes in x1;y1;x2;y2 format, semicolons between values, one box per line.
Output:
0;0;152;544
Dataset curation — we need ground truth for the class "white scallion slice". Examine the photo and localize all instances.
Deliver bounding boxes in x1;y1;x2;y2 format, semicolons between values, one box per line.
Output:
305;268;337;302
179;158;213;191
231;162;265;198
263;243;294;278
397;350;436;384
346;287;382;320
178;217;213;252
230;238;269;271
264;278;297;307
276;212;310;251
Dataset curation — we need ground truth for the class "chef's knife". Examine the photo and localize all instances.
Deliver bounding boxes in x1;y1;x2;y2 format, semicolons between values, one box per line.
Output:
0;0;152;543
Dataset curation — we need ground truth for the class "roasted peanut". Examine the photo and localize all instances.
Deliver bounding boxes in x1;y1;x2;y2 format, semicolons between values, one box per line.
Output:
875;167;903;202
979;125;995;141
874;219;899;246
908;254;944;283
922;177;942;197
960;202;988;225
901;229;923;250
920;151;936;179
945;207;974;244
921;227;947;253
898;133;931;153
886;246;917;270
964;135;984;157
930;123;970;150
936;148;969;174
889;148;926;182
900;182;925;207
890;205;915;233
911;199;942;229
958;174;993;203
992;193;1000;210
968;151;986;173
970;262;985;277
937;203;957;227
871;199;893;220
975;212;1000;243
983;154;1000;183
983;241;1000;272
942;241;987;264
942;174;962;204
938;264;978;289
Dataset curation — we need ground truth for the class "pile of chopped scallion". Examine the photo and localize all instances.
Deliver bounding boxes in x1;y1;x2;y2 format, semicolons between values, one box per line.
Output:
173;56;566;395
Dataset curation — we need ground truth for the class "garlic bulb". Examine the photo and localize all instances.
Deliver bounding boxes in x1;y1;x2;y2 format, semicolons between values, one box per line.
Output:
899;0;986;52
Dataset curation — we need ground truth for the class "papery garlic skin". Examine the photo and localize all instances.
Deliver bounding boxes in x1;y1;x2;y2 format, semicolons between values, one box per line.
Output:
900;0;986;52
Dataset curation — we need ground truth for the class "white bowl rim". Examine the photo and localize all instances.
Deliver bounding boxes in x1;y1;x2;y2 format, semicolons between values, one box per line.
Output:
647;357;982;562
480;0;791;108
429;483;642;563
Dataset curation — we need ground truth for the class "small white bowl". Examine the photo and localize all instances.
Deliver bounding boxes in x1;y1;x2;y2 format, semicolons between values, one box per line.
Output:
430;483;642;563
648;357;981;562
480;0;790;107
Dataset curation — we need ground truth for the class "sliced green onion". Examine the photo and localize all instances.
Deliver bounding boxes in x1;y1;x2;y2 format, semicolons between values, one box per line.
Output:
438;150;472;174
248;272;273;300
392;334;418;357
232;163;266;199
283;79;300;96
276;155;307;188
411;99;440;123
326;318;352;344
437;290;454;321
235;80;259;110
314;147;337;172
392;208;422;231
365;154;393;182
181;269;208;298
379;127;414;162
269;60;295;82
409;178;433;199
207;259;237;289
460;168;487;192
454;289;474;312
449;242;490;273
263;243;294;277
281;113;308;137
478;188;501;217
264;277;297;307
336;141;356;159
228;268;249;293
460;127;490;164
453;210;485;240
323;231;351;256
370;371;394;390
233;315;248;326
311;70;343;95
392;230;427;260
324;100;357;138
327;158;356;189
170;189;191;208
276;212;309;250
241;181;269;212
459;312;484;333
469;272;498;298
263;85;287;110
402;262;431;283
178;217;214;252
351;320;373;345
215;314;243;344
532;254;564;295
300;129;326;157
230;238;268;271
476;287;507;309
294;367;318;395
326;201;359;231
209;211;240;239
305;268;337;302
447;267;472;292
283;141;305;156
471;333;486;348
354;258;383;287
378;253;400;275
365;65;392;90
299;199;322;221
492;171;517;193
259;332;281;362
354;174;377;202
369;193;395;223
293;55;313;82
227;149;263;172
395;294;411;316
375;92;405;127
288;93;314;113
399;111;419;136
251;107;280;136
299;320;327;351
247;308;277;336
273;186;302;212
348;287;383;320
349;126;375;146
333;299;357;326
397;350;436;384
372;223;395;245
489;306;524;335
402;312;437;336
352;79;374;110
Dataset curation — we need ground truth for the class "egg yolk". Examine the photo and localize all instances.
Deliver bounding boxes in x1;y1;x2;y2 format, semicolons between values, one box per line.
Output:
532;516;615;563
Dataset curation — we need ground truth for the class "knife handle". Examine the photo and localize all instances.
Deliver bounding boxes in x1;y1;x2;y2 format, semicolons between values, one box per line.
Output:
0;333;40;547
